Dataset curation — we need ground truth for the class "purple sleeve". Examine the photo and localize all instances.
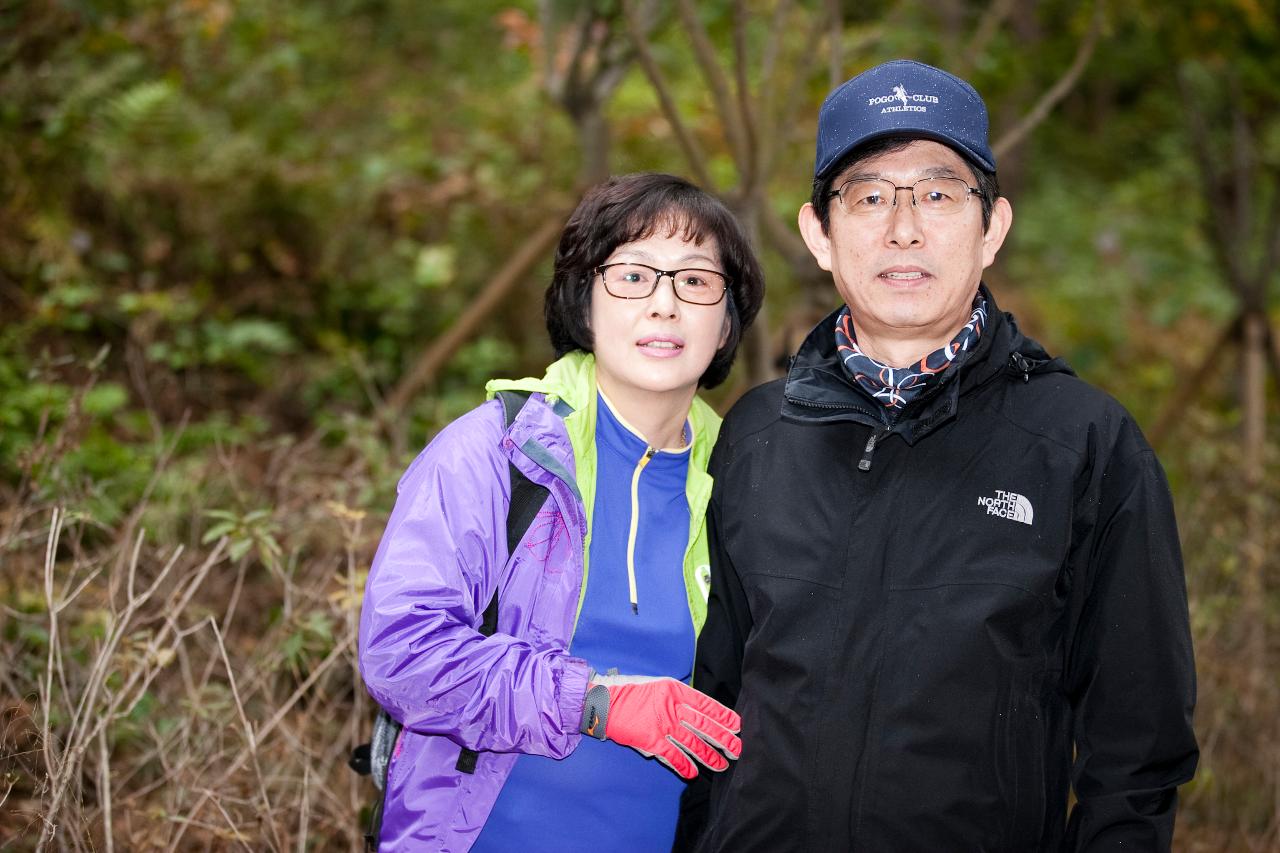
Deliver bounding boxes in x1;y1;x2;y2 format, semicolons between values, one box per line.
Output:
358;400;590;759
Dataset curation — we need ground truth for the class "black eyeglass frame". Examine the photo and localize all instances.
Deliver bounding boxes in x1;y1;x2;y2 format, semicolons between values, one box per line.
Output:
594;262;730;306
827;176;982;215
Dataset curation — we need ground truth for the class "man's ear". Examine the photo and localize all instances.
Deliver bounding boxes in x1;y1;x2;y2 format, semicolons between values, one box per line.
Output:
798;203;833;272
981;197;1013;270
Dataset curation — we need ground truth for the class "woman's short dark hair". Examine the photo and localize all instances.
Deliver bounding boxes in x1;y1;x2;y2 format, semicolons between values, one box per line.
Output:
809;136;1000;234
544;173;765;389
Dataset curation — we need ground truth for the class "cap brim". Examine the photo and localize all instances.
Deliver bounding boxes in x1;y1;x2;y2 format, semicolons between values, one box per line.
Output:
817;128;995;178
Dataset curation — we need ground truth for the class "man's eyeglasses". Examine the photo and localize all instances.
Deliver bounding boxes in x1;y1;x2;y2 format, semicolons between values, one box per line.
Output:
829;176;981;217
595;263;729;306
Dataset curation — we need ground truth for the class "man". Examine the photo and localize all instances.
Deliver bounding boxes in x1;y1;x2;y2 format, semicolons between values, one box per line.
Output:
677;60;1198;851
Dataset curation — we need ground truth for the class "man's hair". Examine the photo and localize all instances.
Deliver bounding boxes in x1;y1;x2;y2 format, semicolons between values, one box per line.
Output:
810;137;1000;234
545;172;765;389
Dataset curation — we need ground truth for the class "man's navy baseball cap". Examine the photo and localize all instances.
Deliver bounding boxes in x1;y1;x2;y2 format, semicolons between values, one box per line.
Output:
814;59;995;179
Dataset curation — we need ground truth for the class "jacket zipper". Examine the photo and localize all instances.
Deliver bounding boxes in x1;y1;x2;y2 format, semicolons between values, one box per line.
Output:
625;447;656;615
858;428;889;472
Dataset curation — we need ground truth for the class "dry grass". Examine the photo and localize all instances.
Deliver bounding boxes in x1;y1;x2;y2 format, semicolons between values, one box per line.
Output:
1;386;1277;852
1;390;384;851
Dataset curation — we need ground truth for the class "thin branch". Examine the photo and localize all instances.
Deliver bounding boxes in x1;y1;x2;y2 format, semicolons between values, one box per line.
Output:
992;0;1104;159
759;0;794;92
383;212;570;417
760;206;825;289
731;0;757;191
589;26;635;107
960;0;1016;76
760;17;873;183
674;0;752;170
41;506;64;786
166;632;356;852
1261;180;1280;287
1261;312;1280;392
826;0;843;89
1178;69;1250;296
1229;78;1253;275
622;0;715;188
212;619;283;853
98;726;113;853
1148;312;1242;448
297;763;311;853
539;0;556;92
560;5;595;108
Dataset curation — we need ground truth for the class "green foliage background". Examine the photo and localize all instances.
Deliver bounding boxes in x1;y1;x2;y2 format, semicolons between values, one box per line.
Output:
1;0;1278;849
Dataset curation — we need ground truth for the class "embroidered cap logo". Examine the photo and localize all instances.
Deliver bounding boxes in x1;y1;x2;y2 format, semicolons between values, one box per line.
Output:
866;82;940;114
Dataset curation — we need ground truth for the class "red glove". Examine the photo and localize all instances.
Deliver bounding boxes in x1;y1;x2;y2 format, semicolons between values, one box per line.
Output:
580;674;742;779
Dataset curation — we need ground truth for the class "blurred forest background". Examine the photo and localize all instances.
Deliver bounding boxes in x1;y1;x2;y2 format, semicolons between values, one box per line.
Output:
2;0;1278;850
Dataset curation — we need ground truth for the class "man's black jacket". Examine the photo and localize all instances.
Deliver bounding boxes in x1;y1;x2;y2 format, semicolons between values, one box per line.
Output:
678;288;1198;852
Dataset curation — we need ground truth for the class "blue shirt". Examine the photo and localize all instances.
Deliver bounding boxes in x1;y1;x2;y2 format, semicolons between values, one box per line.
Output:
473;393;695;852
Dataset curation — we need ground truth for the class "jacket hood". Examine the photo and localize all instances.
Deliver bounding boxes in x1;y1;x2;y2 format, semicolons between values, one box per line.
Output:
782;284;1072;438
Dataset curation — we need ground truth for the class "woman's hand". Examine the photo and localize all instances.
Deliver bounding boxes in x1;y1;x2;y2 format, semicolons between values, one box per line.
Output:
580;674;742;779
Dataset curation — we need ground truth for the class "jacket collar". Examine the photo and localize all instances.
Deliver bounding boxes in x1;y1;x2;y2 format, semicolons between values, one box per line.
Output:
781;284;1071;443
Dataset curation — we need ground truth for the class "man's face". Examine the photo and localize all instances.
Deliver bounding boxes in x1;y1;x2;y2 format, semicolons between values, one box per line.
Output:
798;140;1012;364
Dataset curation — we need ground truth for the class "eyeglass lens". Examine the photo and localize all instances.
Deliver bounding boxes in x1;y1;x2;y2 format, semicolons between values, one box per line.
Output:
598;264;727;305
837;177;973;216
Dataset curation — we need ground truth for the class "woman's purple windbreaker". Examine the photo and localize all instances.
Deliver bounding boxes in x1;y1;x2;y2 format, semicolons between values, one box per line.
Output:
358;392;592;852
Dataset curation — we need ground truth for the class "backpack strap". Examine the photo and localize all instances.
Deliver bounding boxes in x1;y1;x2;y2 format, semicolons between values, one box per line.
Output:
456;389;550;774
356;389;562;848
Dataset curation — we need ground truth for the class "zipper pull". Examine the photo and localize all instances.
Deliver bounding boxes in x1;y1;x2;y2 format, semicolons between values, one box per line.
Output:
858;429;885;472
1011;353;1030;383
627;447;656;617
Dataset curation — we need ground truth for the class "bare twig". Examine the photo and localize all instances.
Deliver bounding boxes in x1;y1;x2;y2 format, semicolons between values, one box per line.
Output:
960;0;1017;75
992;1;1104;159
167;632;355;852
760;0;795;92
731;0;758;190
761;206;824;287
1229;78;1253;287
98;726;113;853
41;506;64;787
758;11;846;182
1180;80;1240;286
383;212;570;417
38;535;190;853
297;763;311;853
674;0;752;169
212;618;283;852
1148;313;1242;448
622;0;715;188
826;0;843;88
1259;178;1280;287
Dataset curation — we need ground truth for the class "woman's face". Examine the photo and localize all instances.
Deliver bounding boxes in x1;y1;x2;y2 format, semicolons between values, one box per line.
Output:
589;227;731;413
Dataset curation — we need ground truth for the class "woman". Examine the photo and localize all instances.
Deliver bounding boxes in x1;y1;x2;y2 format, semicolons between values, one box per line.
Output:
359;172;765;851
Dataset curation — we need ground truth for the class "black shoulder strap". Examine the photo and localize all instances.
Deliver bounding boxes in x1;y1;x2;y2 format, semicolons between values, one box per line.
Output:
456;390;552;774
359;389;561;847
500;390;553;584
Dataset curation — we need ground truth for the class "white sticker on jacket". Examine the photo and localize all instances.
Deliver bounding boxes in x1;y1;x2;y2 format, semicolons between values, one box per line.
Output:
696;564;712;601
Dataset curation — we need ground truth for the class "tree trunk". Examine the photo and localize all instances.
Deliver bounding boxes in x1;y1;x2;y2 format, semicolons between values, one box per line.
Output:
577;107;611;187
1240;308;1267;712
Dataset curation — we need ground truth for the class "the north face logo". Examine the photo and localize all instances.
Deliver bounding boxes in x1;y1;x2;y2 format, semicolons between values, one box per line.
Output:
978;490;1034;525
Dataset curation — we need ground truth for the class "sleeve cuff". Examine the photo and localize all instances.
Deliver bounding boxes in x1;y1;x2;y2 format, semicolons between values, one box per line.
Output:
557;656;593;734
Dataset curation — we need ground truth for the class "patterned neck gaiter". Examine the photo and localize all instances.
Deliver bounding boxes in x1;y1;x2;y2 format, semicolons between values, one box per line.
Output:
834;293;988;412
